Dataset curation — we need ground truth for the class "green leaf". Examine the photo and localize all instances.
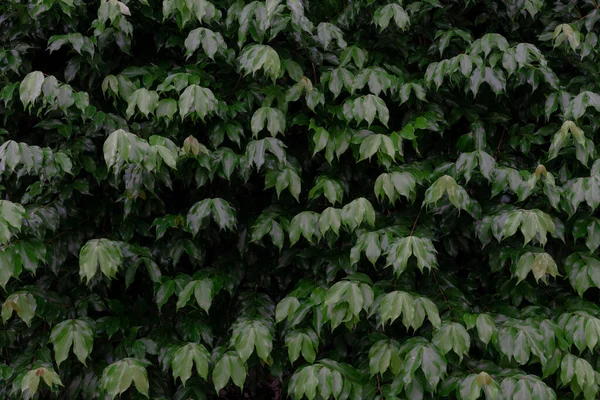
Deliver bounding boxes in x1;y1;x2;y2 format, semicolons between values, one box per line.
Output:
21;367;63;398
374;172;417;205
369;339;402;376
50;319;94;366
2;292;37;326
344;94;389;127
379;291;414;327
100;358;149;399
423;175;481;218
186;198;236;235
309;176;344;205
231;318;273;362
213;352;247;392
276;297;300;323
0;200;25;245
19;71;45;109
179;84;218;120
514;252;559;284
126;88;159;119
386;236;437;276
433;322;471;361
79;239;123;282
238;44;281;82
172;343;210;385
359;134;395;162
564;253;600;296
341;198;376;231
176;278;215;313
251;107;286;137
475;314;497;345
373;4;410;32
184;27;225;59
286;329;318;364
316;22;347;50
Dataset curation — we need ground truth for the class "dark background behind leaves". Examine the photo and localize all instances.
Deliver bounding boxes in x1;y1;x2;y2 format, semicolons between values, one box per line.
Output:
1;0;600;399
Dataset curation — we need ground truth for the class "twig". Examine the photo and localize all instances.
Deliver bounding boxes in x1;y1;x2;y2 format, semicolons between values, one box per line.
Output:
579;5;600;20
231;75;243;93
409;210;422;236
542;285;557;301
465;362;478;374
432;270;455;321
45;231;69;244
494;129;506;160
376;375;384;399
312;62;318;84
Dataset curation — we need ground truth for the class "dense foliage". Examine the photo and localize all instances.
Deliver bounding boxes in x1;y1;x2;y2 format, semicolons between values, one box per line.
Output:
2;0;600;399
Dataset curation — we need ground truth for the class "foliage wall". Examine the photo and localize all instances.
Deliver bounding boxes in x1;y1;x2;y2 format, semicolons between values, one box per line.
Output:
2;0;600;399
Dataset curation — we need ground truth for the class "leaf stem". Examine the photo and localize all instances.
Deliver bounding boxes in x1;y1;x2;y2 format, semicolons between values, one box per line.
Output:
494;129;506;160
432;270;455;321
376;374;384;399
409;210;422;236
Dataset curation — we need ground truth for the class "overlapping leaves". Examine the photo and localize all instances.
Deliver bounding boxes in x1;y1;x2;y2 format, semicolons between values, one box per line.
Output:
2;0;600;399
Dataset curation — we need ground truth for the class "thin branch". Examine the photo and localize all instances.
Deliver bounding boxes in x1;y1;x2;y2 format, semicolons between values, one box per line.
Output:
231;75;243;93
45;231;69;244
494;129;506;160
376;375;384;399
409;210;422;236
542;285;557;301
579;5;600;20
312;62;318;84
432;270;455;321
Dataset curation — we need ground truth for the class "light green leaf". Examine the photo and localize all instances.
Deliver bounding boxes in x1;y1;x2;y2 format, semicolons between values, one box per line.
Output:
185;27;225;59
231;318;273;362
20;71;45;109
0;200;25;245
179;84;218;120
21;367;63;398
433;322;471;361
50;319;94;366
373;4;410;32
79;239;123;282
238;44;281;82
251;107;286;137
213;352;247;392
172;343;210;385
176;278;214;312
100;358;149;399
386;236;437;276
2;292;37;326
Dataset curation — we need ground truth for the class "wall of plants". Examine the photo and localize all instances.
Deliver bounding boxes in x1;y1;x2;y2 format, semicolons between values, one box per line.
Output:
2;0;600;399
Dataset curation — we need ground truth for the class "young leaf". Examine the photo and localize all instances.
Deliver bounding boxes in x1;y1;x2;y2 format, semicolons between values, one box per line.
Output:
171;343;210;385
19;71;45;109
21;367;63;398
50;319;94;366
184;27;225;59
423;175;481;218
213;351;247;392
386;236;437;275
100;358;149;399
2;292;37;326
238;44;281;82
0;200;25;245
176;278;215;313
178;85;218;120
79;239;123;282
433;322;471;361
251;107;286;137
373;4;410;32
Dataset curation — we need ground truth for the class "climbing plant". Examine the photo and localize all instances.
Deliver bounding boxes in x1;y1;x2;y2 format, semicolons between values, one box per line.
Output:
1;0;600;399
